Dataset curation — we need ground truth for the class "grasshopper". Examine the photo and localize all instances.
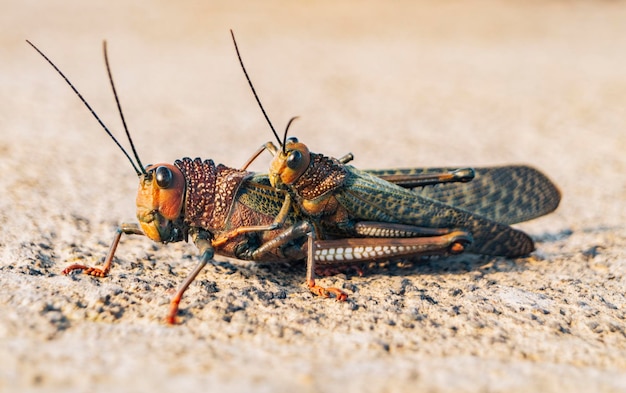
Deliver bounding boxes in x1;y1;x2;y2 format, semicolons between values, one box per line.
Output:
28;37;471;323
26;40;315;323
248;140;562;304
266;139;560;258
229;34;561;280
256;138;561;296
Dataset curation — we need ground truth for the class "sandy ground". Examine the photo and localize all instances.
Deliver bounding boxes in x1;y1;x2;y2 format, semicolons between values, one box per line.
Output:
1;1;625;392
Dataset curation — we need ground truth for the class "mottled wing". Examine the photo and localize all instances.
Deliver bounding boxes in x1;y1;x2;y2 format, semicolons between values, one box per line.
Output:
365;165;561;225
337;167;535;257
237;174;290;218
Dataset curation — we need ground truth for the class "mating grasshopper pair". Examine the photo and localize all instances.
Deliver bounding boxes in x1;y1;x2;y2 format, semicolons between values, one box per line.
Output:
28;33;560;324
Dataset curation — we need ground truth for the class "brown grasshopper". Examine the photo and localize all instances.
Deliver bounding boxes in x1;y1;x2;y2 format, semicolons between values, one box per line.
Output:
265;138;560;258
27;37;472;323
26;40;306;323
256;138;561;295
230;33;561;278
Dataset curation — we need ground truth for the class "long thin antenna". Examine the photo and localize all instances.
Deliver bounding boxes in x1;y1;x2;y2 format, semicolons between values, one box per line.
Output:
102;41;147;175
282;116;299;153
230;30;282;147
26;40;143;176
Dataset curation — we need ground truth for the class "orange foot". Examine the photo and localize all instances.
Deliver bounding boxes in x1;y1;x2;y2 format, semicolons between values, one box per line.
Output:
62;264;108;278
165;310;179;325
165;296;182;325
307;279;348;301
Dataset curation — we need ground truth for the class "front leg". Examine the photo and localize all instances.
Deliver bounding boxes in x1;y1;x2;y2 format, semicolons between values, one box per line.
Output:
62;223;144;277
212;193;294;247
166;228;215;325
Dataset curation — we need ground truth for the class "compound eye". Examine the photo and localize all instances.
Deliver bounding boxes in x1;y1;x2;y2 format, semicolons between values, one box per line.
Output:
286;150;303;170
285;136;298;144
155;166;173;189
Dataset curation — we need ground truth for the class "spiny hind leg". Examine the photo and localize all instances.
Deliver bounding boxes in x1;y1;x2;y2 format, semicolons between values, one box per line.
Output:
306;229;473;301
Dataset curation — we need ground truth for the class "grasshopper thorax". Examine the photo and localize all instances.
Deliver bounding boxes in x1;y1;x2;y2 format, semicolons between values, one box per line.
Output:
136;163;186;242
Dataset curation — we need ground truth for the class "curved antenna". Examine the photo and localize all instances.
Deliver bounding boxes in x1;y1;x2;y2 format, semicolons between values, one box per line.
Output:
26;40;143;176
102;41;147;175
282;116;299;153
230;30;282;147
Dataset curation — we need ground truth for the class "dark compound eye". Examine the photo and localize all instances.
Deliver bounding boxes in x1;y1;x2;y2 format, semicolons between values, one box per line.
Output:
155;166;173;188
285;136;298;144
286;150;302;170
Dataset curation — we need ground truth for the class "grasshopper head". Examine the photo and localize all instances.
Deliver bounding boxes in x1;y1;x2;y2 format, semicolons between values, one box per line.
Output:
136;164;186;242
269;138;310;188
